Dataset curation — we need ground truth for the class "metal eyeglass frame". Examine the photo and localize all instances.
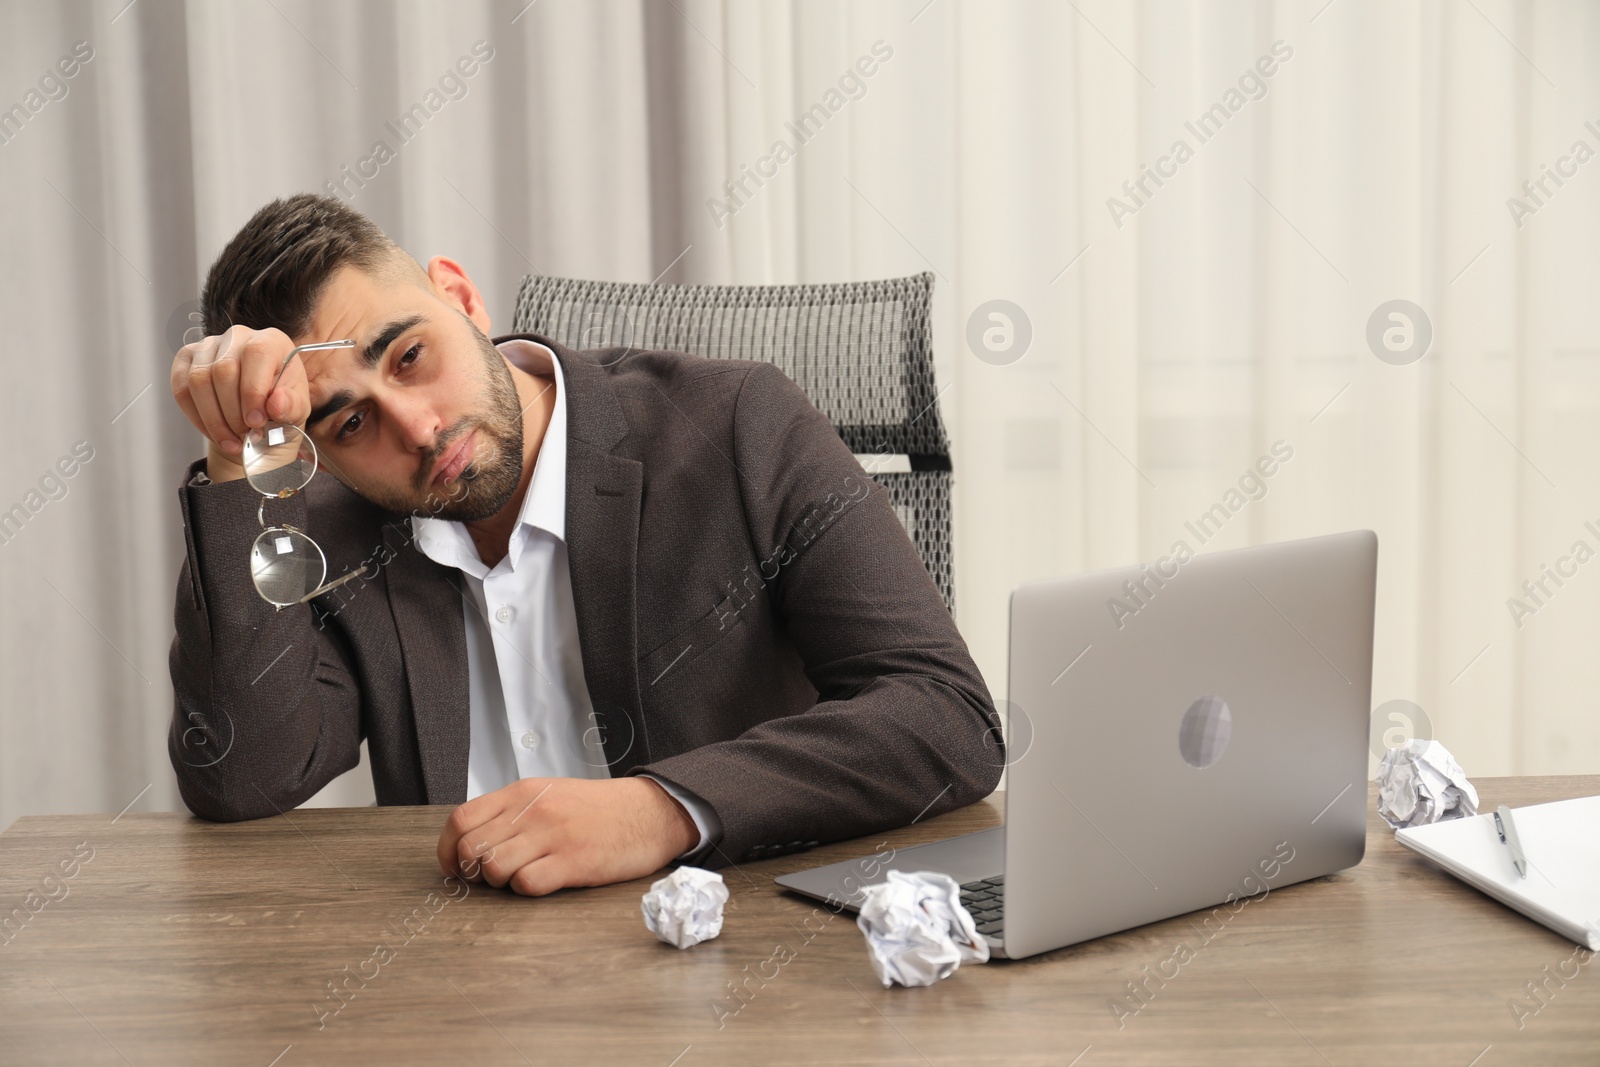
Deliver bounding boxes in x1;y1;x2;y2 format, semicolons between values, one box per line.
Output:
244;339;377;609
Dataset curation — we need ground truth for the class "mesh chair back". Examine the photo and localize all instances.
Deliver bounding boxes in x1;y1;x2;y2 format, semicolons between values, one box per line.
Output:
511;272;956;613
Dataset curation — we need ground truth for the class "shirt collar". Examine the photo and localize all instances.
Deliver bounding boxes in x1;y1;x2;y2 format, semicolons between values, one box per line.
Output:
409;338;566;569
517;339;567;542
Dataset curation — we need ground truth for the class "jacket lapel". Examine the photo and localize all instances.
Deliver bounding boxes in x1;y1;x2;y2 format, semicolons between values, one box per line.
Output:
542;339;648;773
383;518;471;803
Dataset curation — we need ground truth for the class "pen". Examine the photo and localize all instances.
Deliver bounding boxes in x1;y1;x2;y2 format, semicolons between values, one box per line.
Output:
1494;804;1527;879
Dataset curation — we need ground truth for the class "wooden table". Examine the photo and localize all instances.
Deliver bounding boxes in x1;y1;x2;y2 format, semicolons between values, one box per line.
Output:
1;776;1596;1065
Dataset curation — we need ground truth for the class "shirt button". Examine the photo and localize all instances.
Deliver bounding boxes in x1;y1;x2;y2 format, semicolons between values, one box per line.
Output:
495;606;513;623
519;731;540;750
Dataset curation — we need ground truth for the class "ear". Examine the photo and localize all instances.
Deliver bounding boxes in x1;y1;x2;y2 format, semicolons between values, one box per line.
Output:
425;256;491;337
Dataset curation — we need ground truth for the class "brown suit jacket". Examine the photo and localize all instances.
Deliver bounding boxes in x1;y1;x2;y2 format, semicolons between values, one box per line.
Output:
168;334;1001;867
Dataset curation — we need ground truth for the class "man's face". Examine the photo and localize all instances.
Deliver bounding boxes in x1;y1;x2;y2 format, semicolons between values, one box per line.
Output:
296;263;525;522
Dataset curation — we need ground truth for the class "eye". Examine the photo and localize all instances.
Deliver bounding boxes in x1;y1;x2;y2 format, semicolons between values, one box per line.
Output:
331;343;422;443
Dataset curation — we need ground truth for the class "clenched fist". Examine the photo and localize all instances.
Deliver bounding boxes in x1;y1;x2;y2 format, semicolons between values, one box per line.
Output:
438;776;701;896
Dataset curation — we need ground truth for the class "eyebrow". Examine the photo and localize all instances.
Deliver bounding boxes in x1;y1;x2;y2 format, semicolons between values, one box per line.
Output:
306;314;428;433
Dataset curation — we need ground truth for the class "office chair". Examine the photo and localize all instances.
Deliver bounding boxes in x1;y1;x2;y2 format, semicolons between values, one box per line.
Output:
510;271;957;615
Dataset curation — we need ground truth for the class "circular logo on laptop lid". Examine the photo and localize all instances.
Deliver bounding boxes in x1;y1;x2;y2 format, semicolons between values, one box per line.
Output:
1178;694;1232;769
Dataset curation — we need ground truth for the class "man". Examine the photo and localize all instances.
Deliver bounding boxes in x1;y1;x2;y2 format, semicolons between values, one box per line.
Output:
168;193;999;897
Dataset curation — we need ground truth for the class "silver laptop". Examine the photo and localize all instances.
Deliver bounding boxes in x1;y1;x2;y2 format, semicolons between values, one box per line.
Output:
776;530;1377;959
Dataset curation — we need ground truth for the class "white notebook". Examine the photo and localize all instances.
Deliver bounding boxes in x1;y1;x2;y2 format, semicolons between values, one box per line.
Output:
1395;794;1600;950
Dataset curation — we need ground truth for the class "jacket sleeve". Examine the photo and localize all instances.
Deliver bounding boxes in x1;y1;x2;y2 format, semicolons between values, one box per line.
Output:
168;459;364;821
632;362;1002;866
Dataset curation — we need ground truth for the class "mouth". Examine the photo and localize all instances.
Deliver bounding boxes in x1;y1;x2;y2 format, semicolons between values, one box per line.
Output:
431;430;477;488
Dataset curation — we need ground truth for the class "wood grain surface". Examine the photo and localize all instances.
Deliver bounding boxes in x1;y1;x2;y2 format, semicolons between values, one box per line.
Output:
1;777;1597;1066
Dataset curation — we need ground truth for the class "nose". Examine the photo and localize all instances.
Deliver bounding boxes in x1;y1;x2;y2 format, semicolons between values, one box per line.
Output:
384;393;441;455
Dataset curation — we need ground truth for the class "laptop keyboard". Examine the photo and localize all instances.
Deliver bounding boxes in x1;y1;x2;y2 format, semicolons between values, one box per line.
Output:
959;876;1005;938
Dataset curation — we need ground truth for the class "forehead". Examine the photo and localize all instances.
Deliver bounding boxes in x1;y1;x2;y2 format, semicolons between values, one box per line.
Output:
298;265;428;387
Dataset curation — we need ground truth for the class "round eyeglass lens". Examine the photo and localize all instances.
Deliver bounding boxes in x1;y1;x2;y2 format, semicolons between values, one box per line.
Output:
243;423;317;496
250;527;328;606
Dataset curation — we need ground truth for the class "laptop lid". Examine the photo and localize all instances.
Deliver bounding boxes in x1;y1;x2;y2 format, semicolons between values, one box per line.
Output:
999;530;1376;959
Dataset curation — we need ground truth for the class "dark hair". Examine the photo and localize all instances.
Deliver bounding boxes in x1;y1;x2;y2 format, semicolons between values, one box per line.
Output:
200;193;414;338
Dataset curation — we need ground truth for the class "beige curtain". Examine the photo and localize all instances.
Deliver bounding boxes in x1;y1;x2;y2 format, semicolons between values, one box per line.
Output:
1;0;1594;830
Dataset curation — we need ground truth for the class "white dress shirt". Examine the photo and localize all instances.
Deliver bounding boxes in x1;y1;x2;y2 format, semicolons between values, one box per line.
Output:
411;339;719;859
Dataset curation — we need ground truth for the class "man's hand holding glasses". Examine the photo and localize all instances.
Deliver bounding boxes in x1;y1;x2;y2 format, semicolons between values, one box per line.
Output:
172;325;316;483
171;325;370;608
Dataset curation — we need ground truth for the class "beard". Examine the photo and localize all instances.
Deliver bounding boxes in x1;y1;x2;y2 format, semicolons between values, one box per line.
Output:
358;317;527;523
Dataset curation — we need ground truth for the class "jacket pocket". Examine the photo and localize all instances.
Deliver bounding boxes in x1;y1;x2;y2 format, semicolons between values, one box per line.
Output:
639;594;747;687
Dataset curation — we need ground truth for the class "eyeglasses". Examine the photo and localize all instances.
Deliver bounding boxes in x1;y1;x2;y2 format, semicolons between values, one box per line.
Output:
241;339;374;608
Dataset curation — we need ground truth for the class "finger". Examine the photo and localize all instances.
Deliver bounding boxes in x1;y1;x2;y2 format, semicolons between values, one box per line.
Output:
242;327;307;427
455;827;511;887
172;388;204;440
455;835;501;884
238;335;285;430
437;796;504;878
187;359;241;454
209;327;251;441
170;336;216;438
436;821;457;878
171;368;205;440
267;347;310;426
176;332;218;375
438;818;473;878
458;818;551;890
209;349;248;443
508;855;568;898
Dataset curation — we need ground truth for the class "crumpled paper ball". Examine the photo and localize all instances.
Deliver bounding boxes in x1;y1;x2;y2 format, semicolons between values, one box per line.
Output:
1375;739;1479;829
855;870;990;987
641;867;728;949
